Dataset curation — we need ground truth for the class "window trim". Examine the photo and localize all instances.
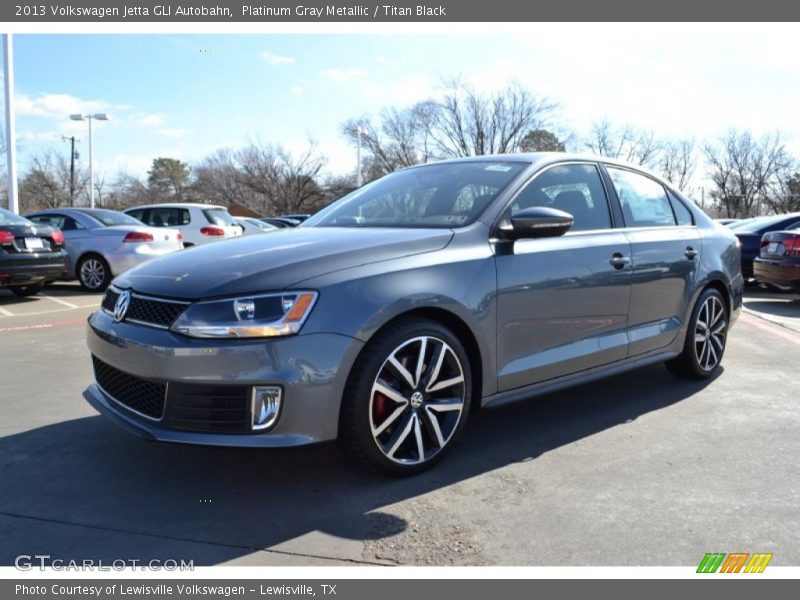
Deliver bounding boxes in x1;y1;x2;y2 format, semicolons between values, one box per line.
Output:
491;160;618;237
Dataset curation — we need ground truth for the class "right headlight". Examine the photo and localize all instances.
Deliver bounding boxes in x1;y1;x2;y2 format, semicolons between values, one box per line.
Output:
170;291;318;339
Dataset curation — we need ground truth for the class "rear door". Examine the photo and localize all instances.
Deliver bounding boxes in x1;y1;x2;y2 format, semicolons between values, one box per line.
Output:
604;165;701;357
495;162;632;391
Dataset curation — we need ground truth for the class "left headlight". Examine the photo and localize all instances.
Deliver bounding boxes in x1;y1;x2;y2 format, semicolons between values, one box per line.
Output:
170;291;318;338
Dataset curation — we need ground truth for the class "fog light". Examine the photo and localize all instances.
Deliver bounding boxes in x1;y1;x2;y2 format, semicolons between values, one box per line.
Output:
251;386;282;431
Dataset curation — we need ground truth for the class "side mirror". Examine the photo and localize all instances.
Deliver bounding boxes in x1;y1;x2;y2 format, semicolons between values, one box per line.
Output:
500;206;574;240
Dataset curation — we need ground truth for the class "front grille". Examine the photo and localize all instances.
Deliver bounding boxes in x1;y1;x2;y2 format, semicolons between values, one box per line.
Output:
92;356;166;420
102;287;188;328
101;288;119;312
164;383;251;433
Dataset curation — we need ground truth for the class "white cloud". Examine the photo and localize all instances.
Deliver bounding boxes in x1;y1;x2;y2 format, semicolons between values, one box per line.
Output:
157;128;188;139
16;92;114;120
135;113;166;128
260;52;295;66
290;85;304;96
360;75;436;105
323;67;368;82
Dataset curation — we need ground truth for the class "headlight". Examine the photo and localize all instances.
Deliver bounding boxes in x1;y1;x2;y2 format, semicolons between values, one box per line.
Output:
170;291;318;338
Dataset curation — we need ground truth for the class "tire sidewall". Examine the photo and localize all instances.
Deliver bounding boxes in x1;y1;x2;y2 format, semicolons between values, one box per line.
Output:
77;255;111;292
343;319;472;476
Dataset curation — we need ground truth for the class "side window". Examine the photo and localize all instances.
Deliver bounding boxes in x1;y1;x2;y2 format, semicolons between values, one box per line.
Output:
607;167;676;227
29;215;61;228
179;209;191;225
667;190;694;226
510;163;611;232
59;216;84;231
148;208;189;227
127;209;144;222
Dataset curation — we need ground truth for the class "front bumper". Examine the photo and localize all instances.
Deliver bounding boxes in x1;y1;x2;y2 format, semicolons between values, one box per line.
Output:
754;258;800;290
84;310;364;447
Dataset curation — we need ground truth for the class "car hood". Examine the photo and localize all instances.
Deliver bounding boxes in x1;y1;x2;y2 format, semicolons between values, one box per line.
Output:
114;227;454;299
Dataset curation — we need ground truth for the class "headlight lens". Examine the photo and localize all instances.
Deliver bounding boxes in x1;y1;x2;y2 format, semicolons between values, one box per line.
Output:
170;291;318;338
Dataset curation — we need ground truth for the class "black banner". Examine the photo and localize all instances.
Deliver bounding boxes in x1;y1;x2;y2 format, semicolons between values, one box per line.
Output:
4;0;800;22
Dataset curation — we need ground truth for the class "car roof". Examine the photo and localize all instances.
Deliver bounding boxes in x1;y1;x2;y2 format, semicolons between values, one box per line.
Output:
124;203;226;210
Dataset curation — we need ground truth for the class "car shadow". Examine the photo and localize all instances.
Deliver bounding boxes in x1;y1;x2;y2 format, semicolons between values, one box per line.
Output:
0;364;719;566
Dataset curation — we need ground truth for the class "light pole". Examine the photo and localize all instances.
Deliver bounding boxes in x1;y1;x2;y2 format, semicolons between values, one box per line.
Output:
4;34;19;213
70;113;109;208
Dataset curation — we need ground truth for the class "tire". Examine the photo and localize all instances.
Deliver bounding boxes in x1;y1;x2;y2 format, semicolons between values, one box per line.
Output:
666;288;728;379
77;254;112;292
9;281;45;297
340;318;472;476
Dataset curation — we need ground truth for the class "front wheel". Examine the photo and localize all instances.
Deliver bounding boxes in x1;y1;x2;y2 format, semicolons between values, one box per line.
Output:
340;318;472;476
666;288;728;379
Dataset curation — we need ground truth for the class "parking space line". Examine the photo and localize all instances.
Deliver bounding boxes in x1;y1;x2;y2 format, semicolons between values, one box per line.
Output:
0;306;13;317
42;294;80;309
0;305;97;319
0;317;87;334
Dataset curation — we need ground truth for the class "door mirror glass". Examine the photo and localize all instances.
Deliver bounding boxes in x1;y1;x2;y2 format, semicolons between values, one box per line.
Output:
504;206;573;239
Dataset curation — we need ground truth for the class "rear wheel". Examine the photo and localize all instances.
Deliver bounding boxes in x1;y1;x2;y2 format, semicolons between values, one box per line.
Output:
9;281;45;297
340;318;472;476
666;288;728;379
77;254;112;292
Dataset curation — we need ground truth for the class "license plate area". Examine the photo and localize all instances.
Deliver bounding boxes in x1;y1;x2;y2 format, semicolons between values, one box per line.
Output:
24;237;44;250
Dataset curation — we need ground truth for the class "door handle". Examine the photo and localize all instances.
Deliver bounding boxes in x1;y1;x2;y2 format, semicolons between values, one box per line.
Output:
685;246;699;260
610;253;631;269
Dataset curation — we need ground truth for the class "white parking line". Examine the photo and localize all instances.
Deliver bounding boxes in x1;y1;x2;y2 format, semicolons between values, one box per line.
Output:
0;306;13;317
41;295;80;309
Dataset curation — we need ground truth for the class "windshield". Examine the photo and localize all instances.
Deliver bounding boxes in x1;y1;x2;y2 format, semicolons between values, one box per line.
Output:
733;214;798;233
245;218;277;230
204;208;238;226
0;208;32;226
82;209;142;227
304;161;529;228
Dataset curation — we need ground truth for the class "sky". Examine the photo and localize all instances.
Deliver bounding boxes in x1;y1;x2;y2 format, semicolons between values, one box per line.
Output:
4;24;800;191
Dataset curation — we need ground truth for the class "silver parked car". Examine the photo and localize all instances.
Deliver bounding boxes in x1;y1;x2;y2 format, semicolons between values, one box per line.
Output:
235;217;279;236
85;154;743;474
26;208;183;291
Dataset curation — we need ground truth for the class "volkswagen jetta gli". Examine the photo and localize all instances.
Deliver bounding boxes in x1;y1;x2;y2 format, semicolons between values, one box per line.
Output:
84;154;743;474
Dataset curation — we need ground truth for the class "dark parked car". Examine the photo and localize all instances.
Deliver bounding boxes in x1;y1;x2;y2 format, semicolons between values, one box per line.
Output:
753;223;800;290
731;213;800;279
281;213;311;223
84;154;743;474
261;217;301;228
0;208;67;297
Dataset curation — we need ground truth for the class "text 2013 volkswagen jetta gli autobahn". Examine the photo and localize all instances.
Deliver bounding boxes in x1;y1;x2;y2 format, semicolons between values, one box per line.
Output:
84;154;743;474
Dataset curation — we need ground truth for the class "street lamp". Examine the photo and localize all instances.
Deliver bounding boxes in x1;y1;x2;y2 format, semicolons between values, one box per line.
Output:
70;113;109;208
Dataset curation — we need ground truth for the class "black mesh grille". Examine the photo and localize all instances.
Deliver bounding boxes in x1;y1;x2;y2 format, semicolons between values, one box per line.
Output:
102;288;187;328
101;288;120;312
164;383;250;433
92;356;166;420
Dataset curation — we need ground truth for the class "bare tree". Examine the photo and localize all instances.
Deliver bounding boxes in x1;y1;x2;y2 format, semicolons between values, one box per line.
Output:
193;148;256;206
657;138;696;192
584;119;663;166
703;130;794;217
423;79;558;158
18;150;88;211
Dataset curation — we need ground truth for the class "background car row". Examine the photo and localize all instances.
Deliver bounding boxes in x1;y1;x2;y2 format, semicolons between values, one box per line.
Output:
2;203;303;296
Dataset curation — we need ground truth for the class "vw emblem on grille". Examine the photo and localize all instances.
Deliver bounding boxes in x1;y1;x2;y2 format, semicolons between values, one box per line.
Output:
114;290;132;322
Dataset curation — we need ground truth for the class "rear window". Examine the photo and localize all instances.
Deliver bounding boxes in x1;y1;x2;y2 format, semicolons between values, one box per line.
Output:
82;209;142;227
734;215;800;233
142;208;191;227
1;208;33;226
203;208;237;226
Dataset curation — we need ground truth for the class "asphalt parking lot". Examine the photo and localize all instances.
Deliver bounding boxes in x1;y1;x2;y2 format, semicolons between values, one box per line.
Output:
1;282;798;566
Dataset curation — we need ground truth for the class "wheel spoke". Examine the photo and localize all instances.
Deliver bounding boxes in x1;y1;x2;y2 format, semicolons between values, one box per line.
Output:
706;340;718;369
385;413;415;459
694;333;706;344
427;397;463;413
428;374;464;393
422;407;446;448
712;319;726;335
422;344;446;393
372;403;407;437
710;331;725;353
414;337;427;388
373;381;408;406
387;355;416;390
696;319;708;332
412;415;425;462
697;339;707;365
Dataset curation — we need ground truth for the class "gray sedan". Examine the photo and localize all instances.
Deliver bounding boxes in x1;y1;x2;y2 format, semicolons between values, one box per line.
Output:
26;208;183;291
84;154;743;474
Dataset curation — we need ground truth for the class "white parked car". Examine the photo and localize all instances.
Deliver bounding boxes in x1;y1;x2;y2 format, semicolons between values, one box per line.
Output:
124;203;242;247
235;217;279;236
